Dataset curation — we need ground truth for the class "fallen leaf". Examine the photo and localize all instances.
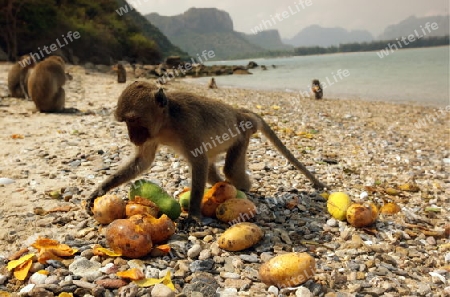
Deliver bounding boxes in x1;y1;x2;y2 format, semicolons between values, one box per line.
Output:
399;183;420;192
32;238;78;263
134;271;175;290
13;259;33;280
271;105;280;110
150;244;171;257
58;293;74;297
380;202;401;215
7;253;35;271
11;134;24;139
0;291;12;297
424;207;441;212
93;245;122;257
47;206;74;213
154;244;171;254
117;268;145;281
385;188;400;195
8;247;30;261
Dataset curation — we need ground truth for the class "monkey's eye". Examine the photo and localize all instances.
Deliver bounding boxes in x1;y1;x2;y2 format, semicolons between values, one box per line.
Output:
126;117;139;124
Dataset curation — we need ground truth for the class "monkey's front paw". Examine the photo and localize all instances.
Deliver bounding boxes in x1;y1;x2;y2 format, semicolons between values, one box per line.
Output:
178;214;203;231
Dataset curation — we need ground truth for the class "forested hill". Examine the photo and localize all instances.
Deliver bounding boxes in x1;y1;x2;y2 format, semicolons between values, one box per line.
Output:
0;0;187;64
146;8;268;60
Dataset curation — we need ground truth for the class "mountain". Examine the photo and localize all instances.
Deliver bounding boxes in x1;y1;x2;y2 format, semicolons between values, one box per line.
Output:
0;0;187;63
240;30;293;51
378;15;449;40
146;8;267;60
284;25;373;47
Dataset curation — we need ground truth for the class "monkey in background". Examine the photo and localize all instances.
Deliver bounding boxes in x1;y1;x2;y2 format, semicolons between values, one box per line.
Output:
7;55;36;99
28;55;67;112
117;63;126;83
208;77;218;89
311;79;323;99
86;81;327;224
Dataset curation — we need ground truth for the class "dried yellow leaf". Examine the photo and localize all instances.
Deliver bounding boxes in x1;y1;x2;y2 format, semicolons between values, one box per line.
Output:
93;245;122;257
134;271;175;290
380;202;401;215
13;259;33;280
117;268;145;281
7;253;35;271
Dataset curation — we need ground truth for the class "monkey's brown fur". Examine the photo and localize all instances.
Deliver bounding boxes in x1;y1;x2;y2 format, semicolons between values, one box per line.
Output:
28;56;66;112
86;81;326;222
7;55;36;99
117;64;126;83
208;77;218;89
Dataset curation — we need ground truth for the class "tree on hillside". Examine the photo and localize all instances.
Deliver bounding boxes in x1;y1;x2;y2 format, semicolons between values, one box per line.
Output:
0;0;26;60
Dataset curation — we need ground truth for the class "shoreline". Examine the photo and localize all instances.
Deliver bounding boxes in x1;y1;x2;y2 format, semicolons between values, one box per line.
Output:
181;76;449;108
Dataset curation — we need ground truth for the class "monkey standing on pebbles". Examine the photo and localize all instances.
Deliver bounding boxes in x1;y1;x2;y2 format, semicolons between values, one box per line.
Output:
208;77;218;89
311;79;323;99
86;81;327;224
117;63;126;83
28;56;67;112
7;55;36;99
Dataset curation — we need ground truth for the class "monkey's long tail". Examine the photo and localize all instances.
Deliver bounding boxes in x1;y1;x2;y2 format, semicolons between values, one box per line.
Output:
249;112;326;190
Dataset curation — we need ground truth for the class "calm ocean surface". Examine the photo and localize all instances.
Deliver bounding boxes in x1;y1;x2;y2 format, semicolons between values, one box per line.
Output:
190;46;450;107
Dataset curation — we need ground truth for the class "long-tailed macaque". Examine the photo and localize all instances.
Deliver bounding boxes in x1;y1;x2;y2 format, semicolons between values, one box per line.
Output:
86;81;326;223
28;56;66;112
117;63;126;83
311;79;323;100
7;55;36;99
208;77;218;89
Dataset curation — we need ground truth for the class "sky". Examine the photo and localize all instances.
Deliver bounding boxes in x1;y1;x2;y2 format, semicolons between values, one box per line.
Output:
136;0;449;39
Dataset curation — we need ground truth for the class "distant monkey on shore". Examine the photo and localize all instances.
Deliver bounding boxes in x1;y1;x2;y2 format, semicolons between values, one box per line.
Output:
311;79;323;99
117;63;126;83
86;81;326;223
7;55;36;99
208;77;218;89
28;55;67;112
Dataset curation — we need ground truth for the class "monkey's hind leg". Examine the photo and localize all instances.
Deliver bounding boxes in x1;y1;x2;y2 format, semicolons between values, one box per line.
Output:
54;88;65;112
223;140;251;191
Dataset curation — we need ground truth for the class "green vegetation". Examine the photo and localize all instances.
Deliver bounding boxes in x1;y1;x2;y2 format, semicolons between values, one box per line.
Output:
0;0;187;63
146;8;266;60
294;36;449;56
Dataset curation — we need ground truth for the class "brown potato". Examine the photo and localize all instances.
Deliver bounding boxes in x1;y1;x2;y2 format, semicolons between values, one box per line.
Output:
216;198;257;223
259;252;316;288
218;222;264;251
92;195;126;224
105;219;153;258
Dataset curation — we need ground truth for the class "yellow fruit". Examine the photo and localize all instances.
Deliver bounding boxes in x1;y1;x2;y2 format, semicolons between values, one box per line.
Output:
346;203;378;227
218;222;264;251
327;192;351;221
93;195;126;224
259;252;316;288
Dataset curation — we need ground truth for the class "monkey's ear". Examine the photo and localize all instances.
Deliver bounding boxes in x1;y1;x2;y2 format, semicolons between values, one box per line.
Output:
155;88;168;107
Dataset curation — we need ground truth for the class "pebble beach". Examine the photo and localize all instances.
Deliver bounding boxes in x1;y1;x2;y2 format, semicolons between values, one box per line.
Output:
0;64;449;296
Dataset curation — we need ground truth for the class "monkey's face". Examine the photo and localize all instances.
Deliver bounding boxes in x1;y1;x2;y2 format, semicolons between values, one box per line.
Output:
125;119;150;146
115;82;168;146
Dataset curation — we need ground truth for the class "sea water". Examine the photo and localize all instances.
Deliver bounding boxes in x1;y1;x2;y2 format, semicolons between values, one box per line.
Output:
193;46;450;107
